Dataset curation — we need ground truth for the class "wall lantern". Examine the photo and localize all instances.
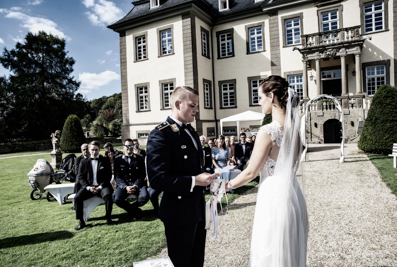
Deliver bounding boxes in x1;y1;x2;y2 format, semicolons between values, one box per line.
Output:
310;72;315;81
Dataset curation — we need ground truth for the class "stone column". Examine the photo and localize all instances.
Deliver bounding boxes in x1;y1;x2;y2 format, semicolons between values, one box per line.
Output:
355;53;362;94
316;57;321;95
341;52;347;95
302;58;309;99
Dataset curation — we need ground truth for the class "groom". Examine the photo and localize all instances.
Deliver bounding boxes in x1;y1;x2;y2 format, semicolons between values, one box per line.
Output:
147;86;218;267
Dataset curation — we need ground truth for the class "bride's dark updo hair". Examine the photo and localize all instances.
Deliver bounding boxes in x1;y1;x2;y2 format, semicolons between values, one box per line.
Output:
259;75;290;109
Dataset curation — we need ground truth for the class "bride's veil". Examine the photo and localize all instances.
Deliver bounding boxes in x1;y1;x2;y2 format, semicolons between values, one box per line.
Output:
250;88;307;266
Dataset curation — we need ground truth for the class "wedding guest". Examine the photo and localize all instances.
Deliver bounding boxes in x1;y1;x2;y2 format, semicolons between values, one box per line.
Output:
73;143;89;194
207;139;215;149
211;135;230;172
247;136;253;143
104;142;120;191
235;132;254;171
251;135;256;146
229;136;236;162
200;135;213;173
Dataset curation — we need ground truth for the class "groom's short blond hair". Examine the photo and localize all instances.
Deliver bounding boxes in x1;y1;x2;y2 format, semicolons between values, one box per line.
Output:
171;86;199;110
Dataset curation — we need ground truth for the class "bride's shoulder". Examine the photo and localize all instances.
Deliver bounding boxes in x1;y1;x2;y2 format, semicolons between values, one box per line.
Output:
259;121;283;146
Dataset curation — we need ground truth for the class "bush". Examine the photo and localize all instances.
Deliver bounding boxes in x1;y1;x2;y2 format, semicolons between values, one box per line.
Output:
358;84;397;154
60;114;86;152
262;114;272;126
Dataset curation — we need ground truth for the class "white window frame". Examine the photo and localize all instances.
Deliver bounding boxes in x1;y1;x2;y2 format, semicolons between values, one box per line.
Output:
219;33;233;58
288;75;303;100
202;31;208;57
366;65;386;96
221;83;235;108
162;82;174;109
321;10;339;32
137;86;149;111
285;18;301;46
219;0;229;11
137;133;149;138
135;35;147;61
364;1;384;33
160;29;173;56
249;27;263;53
204;82;211;108
250;80;260;106
150;0;160;9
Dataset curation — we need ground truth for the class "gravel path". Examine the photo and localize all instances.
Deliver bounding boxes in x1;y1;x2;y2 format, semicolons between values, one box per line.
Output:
0;153;49;159
151;144;397;266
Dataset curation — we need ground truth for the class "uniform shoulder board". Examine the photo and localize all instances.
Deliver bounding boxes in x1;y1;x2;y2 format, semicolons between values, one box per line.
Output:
155;121;169;131
114;154;123;159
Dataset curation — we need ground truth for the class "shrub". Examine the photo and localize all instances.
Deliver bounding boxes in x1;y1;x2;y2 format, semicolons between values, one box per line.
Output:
358;84;397;154
60;114;86;152
262;114;272;126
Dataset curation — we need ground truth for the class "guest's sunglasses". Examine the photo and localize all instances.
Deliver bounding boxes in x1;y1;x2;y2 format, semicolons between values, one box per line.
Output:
124;145;134;148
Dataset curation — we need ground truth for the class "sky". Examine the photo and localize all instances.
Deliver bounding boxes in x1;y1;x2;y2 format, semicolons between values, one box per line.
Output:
0;0;134;100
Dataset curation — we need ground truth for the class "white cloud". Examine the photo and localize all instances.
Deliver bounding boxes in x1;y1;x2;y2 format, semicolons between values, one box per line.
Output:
28;0;44;5
3;9;70;41
97;59;106;64
79;70;120;91
0;38;4;45
106;50;112;56
115;64;120;67
83;0;124;27
10;7;22;11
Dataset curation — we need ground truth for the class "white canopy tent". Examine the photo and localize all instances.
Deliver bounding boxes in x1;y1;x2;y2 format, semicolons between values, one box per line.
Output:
220;110;265;135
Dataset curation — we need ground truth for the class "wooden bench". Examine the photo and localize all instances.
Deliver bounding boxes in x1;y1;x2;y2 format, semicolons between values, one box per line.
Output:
68;193;136;223
389;143;397;168
44;183;75;205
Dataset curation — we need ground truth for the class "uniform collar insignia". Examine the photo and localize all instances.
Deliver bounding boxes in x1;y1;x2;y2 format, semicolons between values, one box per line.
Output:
171;124;179;132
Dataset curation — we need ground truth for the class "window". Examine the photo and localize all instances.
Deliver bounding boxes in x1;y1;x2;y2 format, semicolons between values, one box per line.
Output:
222;127;236;136
321;11;339;32
248;26;263;53
150;0;159;9
219;79;236;108
322;70;341;79
203;79;212;109
138;133;149;138
366;65;385;95
137;86;149;111
363;1;384;33
288;75;303;100
250;80;260;106
207;127;215;137
285;18;301;46
217;29;234;58
219;0;229;11
162;82;174;109
160;29;173;56
135;35;147;61
201;27;210;58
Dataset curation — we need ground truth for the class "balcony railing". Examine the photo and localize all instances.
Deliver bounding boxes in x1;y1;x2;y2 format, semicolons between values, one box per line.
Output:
301;95;372;113
301;26;361;48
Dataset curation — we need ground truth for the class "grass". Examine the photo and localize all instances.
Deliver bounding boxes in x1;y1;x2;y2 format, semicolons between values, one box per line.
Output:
0;153;257;266
368;153;397;196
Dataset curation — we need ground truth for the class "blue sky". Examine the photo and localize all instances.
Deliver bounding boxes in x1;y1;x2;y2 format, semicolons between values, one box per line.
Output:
0;0;133;100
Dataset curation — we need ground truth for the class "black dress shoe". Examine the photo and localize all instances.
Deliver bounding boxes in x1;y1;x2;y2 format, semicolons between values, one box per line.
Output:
75;221;85;231
107;219;114;225
135;208;143;220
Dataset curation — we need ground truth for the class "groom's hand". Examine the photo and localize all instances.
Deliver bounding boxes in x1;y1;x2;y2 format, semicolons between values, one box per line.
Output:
195;173;219;187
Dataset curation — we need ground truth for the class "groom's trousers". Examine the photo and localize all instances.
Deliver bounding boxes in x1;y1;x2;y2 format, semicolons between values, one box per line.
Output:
164;219;207;267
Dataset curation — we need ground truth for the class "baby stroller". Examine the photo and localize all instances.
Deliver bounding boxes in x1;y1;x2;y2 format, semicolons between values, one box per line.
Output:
27;155;76;201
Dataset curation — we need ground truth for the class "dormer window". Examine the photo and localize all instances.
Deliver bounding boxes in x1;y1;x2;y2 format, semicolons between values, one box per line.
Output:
150;0;160;9
219;0;229;11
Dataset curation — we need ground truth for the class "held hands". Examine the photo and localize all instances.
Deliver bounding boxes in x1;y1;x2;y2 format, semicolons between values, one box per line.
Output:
195;172;220;187
126;185;137;194
89;187;101;194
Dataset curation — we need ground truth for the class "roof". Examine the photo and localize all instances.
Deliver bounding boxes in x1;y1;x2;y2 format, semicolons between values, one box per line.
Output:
108;0;303;31
220;110;265;123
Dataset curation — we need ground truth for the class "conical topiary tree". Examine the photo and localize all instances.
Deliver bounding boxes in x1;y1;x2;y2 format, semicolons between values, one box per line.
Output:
358;84;397;154
60;114;86;152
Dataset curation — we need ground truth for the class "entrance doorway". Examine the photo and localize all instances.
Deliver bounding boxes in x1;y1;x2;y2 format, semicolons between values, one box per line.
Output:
323;119;341;143
322;69;341;96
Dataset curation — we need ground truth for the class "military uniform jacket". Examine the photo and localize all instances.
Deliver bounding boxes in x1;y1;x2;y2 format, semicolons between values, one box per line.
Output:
147;116;205;226
114;154;146;189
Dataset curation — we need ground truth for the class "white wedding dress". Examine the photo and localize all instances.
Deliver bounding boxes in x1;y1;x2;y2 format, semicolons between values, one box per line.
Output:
250;121;309;267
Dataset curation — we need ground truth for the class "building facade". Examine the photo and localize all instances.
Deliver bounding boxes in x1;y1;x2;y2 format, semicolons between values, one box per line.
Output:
108;0;396;144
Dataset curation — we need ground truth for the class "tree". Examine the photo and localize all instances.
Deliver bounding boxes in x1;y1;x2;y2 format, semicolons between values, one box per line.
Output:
358;85;397;154
60;115;86;152
0;31;80;141
262;114;272;126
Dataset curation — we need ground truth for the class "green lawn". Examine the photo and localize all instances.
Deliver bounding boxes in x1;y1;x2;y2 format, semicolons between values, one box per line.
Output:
0;153;257;266
368;153;397;196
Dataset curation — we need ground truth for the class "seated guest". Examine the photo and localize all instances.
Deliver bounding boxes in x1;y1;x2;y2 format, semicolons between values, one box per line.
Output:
229;136;236;164
132;139;146;158
114;139;149;219
211;135;230;172
104;142;121;191
75;141;113;230
200;135;213;173
74;143;90;193
235;132;253;171
207;138;215;149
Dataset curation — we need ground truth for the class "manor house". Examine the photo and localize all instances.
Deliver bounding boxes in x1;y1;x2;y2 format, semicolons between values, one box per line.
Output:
108;0;396;144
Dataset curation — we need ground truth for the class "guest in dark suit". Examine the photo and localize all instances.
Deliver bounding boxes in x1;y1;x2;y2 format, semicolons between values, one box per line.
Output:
235;132;254;171
113;138;149;219
199;135;213;173
73;143;90;194
147;86;219;267
132;139;146;158
74;141;113;230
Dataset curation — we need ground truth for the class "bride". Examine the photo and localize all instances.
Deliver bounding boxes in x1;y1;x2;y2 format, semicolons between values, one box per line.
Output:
225;75;309;266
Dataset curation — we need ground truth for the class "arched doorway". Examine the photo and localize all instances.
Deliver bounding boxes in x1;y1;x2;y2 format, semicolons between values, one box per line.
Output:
324;119;341;143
